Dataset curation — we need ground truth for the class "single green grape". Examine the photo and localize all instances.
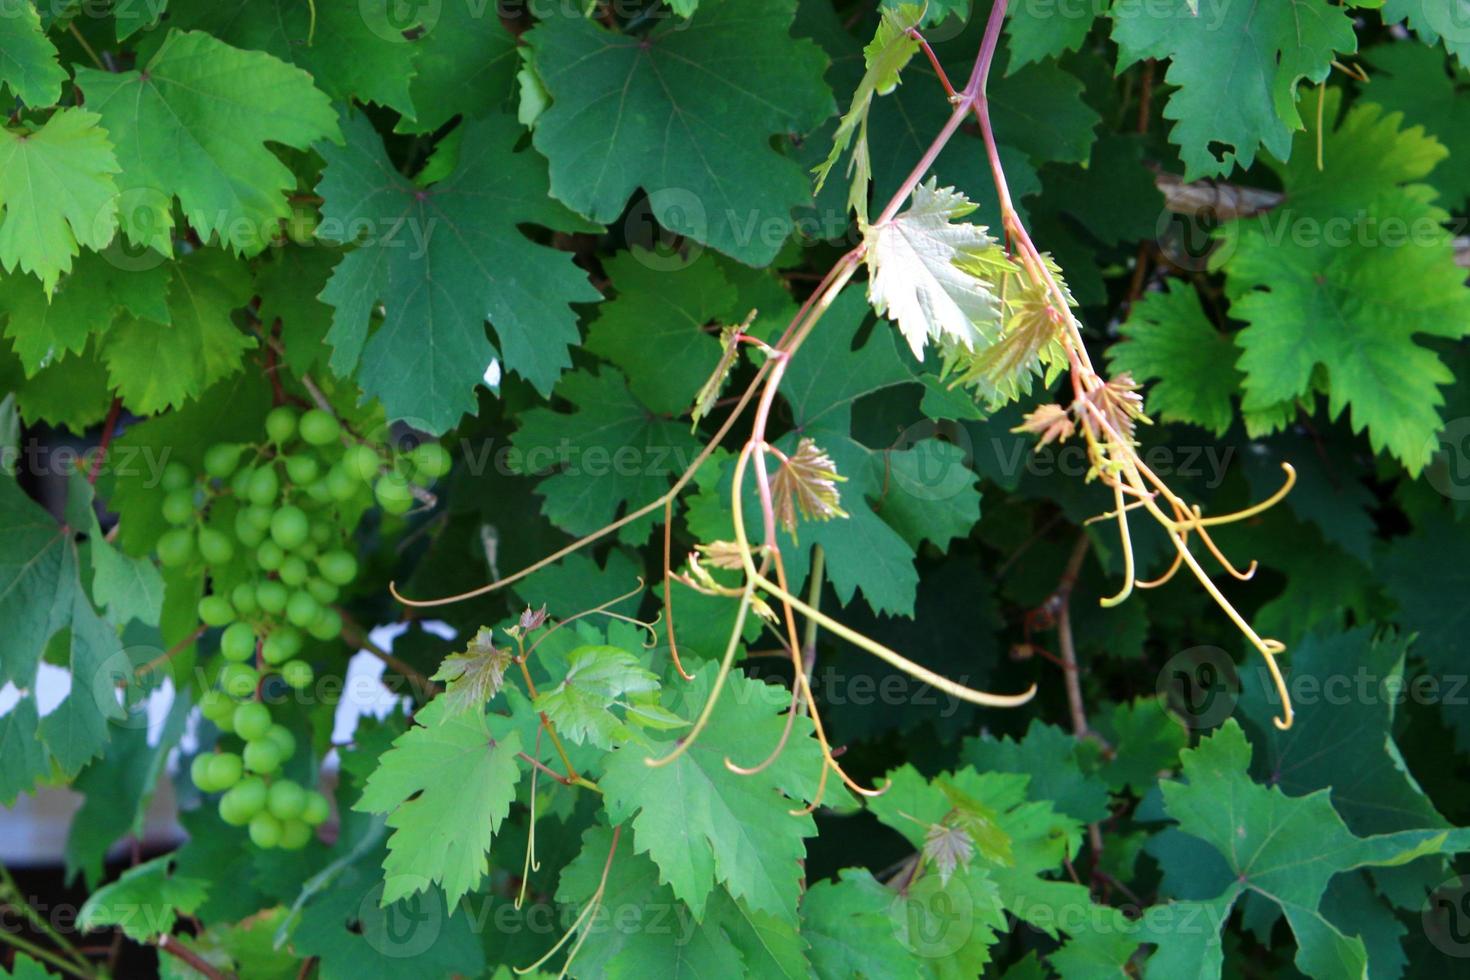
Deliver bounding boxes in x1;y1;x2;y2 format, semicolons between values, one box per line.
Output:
219;662;259;700
278;819;312;850
325;465;358;501
219;778;266;826
190;754;216;792
310;522;332;545
317;550;358;586
246;505;273;531
410;442;452;480
256;539;285;571
247;466;280;507
265;406;298;445
267;779;306;820
158;528;195;568
249;811;283;848
160;462;192;492
198;527;235;564
280;659;314;690
234;509;267;547
208;752;243;791
199;689;234;725
256;580;289;614
203;443;244;480
243;737;283;774
220;622;257;662
261;626;302;665
161;489;195;526
301;790;330;826
300;409;341;446
285;590;320;628
198;594;234;627
374;472;414;515
306;578;340;605
278;555;309;587
307;607;343;642
284;454;321;485
265;723;297;761
233;702;272;741
231;582;259;615
344;444;381;482
270;505;310;549
231;467;254;497
304;478;335;504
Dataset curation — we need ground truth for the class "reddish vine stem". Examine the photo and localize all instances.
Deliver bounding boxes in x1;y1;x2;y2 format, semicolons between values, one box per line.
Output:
154;936;227;980
86;398;123;485
133;625;207;679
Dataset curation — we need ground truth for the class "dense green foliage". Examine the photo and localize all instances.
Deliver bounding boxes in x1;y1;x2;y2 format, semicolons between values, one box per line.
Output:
2;1;1470;977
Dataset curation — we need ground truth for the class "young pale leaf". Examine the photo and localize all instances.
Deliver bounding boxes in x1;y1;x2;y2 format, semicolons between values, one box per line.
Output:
0;1;65;107
431;627;513;720
75;30;340;257
0;109;120;293
354;697;524;906
865;180;1006;360
532;644;662;750
771;437;848;535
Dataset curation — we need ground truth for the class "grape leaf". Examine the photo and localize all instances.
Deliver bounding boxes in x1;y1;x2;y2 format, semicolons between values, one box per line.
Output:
253;244;341;376
75;29;340;256
354;696;524;906
1092;697;1187;796
802;869;919;980
584;251;739;416
77;856;208;941
533;644;663;750
0;698;49;806
100;248;257;413
0;0;65;107
163;0;421;117
865;180;1006;360
1110;0;1356;178
316;111;601;433
0;955;49;980
1007;0;1095;70
1109;280;1243;436
400;0;520;133
0;109;120;293
508;366;701;546
527;0;834;266
1221;93;1470;471
1382;0;1470;64
963;719;1109;823
430;626;513;720
1141;720;1470;980
599;668;821;924
1363;42;1470;208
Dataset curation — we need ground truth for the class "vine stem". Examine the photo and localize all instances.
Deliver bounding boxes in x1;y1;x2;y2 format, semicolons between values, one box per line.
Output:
86;398;123;485
0;865;91;972
336;613;440;697
155;935;225;980
0;929;96;980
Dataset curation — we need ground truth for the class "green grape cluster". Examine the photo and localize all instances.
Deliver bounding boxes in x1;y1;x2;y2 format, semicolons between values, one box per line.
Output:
162;406;451;848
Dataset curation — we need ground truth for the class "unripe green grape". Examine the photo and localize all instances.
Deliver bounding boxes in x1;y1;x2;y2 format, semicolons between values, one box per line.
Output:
204;443;244;479
267;779;306;820
231;467;254;497
230;582;259;615
233;701;272;741
344;444;381;482
208;752;243;791
198;594;234;627
278;555;309;587
247;466;280;506
284;454;320;485
410;442;452;480
297;539;319;560
256;580;288;614
161;462;192;492
262;626;302;665
265;723;296;761
248;811;283;848
190;754;216;792
318;550;358;586
280;659;314;690
325;465;358;501
270;505;309;549
285;590;320;627
243;737;283;774
278;819;312;850
246;505;273;531
265;406;298;445
220;776;266;822
158;528;195;567
374;473;414;515
219;662;259;700
198;527;234;564
301;790;330;826
310;522;332;545
234;509;266;547
303;478;334;503
255;540;284;571
220;622;257;662
307;607;342;642
306;578;339;605
199;689;234;725
161;489;195;526
299;409;341;446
